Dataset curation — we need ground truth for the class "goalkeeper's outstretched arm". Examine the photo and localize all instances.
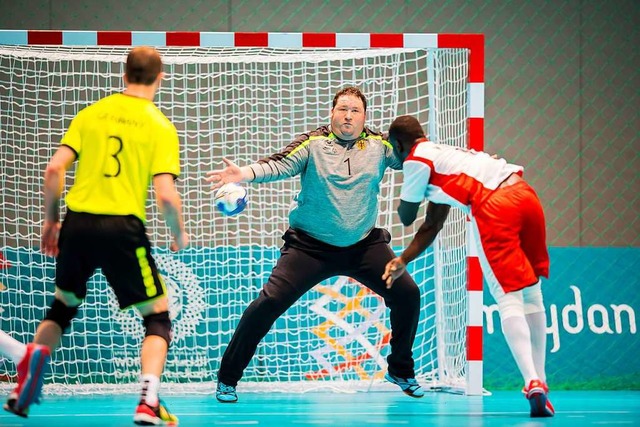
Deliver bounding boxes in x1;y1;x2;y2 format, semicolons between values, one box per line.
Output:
205;132;311;189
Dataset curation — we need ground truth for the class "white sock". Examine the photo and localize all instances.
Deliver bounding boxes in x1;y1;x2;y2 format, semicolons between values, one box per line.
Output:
525;311;547;384
0;331;26;364
140;374;160;407
501;315;539;385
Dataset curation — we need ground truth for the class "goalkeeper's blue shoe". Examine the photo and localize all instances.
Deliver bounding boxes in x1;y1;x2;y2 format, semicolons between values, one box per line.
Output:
384;372;425;398
216;381;238;403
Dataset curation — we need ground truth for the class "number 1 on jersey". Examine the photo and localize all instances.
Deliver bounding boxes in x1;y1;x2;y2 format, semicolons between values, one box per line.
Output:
344;158;351;176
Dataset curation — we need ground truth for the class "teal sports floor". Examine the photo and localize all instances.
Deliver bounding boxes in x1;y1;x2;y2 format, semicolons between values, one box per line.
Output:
0;390;638;426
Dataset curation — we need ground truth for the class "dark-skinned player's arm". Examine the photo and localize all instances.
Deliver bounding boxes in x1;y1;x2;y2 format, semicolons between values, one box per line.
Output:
383;202;451;288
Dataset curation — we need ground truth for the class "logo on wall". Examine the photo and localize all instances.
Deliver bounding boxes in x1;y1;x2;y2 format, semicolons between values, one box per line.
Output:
305;276;390;381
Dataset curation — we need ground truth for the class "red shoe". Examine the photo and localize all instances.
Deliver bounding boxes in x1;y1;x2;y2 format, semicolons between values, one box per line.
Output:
3;343;51;417
133;399;179;426
524;379;555;418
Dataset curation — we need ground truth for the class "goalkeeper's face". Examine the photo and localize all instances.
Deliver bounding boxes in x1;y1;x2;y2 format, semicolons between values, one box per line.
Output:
330;95;366;140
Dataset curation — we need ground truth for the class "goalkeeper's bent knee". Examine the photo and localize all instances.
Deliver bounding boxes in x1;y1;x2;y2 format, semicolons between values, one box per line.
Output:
143;311;172;346
44;298;79;331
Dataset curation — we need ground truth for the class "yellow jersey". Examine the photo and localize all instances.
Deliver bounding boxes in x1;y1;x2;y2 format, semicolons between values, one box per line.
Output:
62;93;180;223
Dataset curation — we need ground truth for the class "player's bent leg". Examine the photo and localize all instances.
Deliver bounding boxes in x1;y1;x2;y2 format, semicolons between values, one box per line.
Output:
523;282;547;381
522;283;554;417
383;279;424;398
133;304;178;426
137;299;171;377
216;238;330;403
4;296;77;418
383;274;420;372
143;311;172;347
496;290;553;417
352;236;423;397
42;297;79;335
216;291;294;403
216;283;314;403
497;291;539;381
217;253;321;402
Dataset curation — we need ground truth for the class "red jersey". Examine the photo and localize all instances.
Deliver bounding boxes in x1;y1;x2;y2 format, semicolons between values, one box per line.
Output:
400;139;523;213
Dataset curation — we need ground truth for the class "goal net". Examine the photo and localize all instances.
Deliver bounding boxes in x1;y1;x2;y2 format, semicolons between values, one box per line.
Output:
0;44;470;394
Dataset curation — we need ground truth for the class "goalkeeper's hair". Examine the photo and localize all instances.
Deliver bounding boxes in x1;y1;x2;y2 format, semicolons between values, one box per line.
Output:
333;86;367;111
126;46;162;85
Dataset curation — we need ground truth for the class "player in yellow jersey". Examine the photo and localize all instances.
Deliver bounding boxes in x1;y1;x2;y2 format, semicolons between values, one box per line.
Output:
3;47;187;426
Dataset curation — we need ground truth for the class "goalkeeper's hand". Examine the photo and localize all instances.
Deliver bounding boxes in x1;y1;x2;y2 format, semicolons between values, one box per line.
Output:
205;157;243;190
382;256;407;289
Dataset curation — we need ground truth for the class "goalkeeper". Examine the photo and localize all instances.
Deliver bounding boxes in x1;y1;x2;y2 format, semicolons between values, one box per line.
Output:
382;115;554;418
6;47;188;425
206;87;423;402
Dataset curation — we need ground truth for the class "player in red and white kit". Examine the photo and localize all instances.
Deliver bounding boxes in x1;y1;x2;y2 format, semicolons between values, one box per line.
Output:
382;115;554;418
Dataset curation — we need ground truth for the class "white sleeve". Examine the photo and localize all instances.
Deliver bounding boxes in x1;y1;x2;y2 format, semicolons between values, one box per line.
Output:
400;159;430;203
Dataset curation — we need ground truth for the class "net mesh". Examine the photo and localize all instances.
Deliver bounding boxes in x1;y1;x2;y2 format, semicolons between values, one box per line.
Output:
0;45;470;394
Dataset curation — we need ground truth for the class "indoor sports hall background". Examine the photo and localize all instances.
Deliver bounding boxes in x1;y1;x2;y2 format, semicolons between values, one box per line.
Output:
0;0;638;392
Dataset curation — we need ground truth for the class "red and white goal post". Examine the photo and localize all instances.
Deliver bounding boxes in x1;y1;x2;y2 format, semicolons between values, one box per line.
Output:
0;30;484;396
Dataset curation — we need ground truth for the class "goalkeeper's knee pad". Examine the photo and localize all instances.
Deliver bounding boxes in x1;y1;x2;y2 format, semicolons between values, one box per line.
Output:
143;311;172;346
44;298;79;331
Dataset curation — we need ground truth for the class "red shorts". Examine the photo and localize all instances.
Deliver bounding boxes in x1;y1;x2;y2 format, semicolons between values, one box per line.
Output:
472;180;549;293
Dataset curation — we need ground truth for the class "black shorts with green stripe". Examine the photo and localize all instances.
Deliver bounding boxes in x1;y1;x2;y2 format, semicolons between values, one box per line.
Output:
56;210;166;309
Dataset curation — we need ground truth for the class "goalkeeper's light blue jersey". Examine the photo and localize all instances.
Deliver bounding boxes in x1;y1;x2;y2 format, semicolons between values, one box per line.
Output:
241;125;401;247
